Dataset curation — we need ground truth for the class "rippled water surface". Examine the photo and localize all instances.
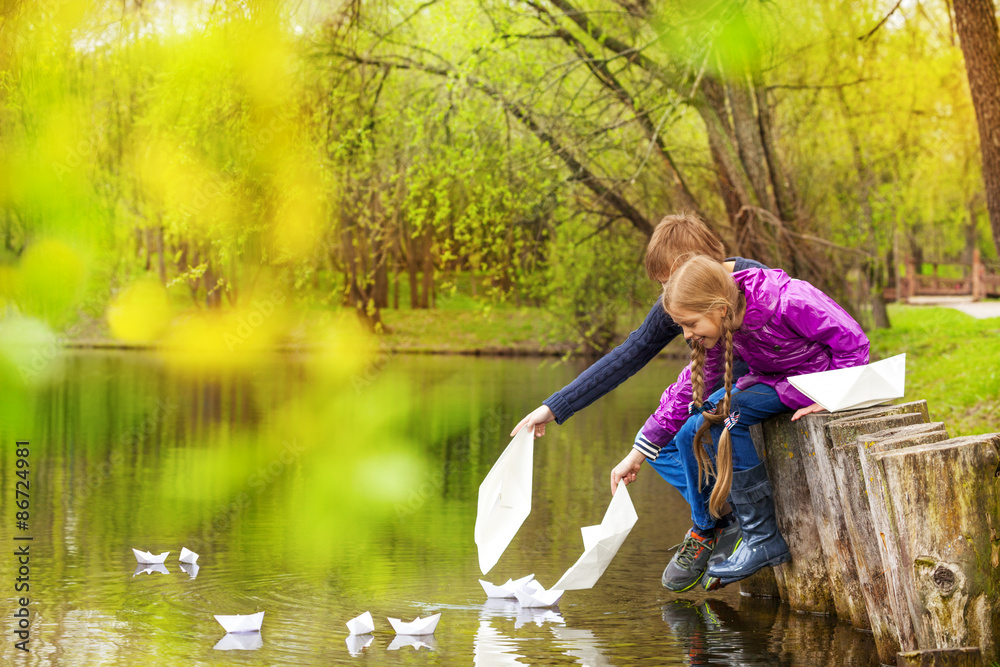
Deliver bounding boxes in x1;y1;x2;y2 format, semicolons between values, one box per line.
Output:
0;351;878;665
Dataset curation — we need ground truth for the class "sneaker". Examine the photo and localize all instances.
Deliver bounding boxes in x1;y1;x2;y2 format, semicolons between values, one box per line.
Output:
703;514;743;591
662;528;716;592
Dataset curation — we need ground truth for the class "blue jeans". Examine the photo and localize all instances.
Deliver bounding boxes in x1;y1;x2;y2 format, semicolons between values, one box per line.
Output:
648;383;787;532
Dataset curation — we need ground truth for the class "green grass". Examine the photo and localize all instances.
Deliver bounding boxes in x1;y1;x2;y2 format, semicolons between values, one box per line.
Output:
869;304;1000;436
379;304;568;355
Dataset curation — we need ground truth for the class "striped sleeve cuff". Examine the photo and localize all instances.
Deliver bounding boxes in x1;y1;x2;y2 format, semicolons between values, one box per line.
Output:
633;430;660;460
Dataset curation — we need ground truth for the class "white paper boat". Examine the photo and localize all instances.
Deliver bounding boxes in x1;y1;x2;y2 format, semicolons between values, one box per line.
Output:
179;547;199;564
213;633;264;651
475;427;534;574
346;611;375;635
179;562;199;579
132;548;169;564
214;611;265;634
479;574;535;598
345;633;374;655
513;581;563;608
133;563;169;576
387;634;437;651
387;612;441;635
552;484;639;590
788;353;906;412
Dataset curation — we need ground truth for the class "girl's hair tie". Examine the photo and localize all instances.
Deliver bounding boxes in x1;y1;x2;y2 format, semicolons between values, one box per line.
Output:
688;400;716;416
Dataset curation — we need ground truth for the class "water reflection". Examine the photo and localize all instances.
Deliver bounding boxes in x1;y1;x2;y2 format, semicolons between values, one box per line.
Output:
387;634;437;651
345;633;374;655
213;632;263;651
133;564;169;576
0;351;882;666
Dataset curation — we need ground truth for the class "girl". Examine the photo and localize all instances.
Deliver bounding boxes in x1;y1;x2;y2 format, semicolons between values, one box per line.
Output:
612;255;869;587
514;213;766;592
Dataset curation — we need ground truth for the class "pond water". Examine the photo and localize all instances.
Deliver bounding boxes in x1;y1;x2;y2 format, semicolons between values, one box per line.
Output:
0;350;880;666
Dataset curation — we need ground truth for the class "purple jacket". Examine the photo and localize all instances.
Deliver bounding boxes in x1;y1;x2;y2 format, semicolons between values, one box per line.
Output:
641;268;870;447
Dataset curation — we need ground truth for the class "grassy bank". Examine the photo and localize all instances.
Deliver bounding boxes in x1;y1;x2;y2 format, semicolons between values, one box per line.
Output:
868;304;1000;436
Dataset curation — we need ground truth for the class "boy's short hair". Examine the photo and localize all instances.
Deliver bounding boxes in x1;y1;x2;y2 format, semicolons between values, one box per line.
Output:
644;212;726;282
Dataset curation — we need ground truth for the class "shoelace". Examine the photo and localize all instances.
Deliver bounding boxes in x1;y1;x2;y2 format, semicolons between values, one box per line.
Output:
670;534;714;569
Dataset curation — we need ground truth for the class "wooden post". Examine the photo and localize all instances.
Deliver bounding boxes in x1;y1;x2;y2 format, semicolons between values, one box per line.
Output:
748;416;835;613
871;434;1000;662
795;402;928;625
815;411;928;628
905;256;917;301
972;247;983;301
897;647;982;666
831;421;949;664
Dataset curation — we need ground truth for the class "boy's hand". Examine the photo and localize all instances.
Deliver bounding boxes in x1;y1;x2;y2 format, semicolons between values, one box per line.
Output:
511;405;555;437
610;449;646;495
791;402;825;421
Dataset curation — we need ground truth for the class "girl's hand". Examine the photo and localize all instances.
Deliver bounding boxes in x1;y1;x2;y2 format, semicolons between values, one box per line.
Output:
791;402;825;421
610;449;646;495
511;405;555;437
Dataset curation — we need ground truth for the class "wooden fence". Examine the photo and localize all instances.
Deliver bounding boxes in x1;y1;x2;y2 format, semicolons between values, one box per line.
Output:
887;249;1000;301
739;401;999;666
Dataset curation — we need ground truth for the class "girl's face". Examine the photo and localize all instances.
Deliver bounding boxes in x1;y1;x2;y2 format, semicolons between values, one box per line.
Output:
669;307;725;349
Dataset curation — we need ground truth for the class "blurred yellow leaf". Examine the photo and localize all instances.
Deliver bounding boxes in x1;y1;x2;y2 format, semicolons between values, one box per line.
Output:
107;277;172;343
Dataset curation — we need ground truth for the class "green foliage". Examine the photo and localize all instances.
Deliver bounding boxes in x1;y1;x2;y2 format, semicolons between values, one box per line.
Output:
869;304;1000;435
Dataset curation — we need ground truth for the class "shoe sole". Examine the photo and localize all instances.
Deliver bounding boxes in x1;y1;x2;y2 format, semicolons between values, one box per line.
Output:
663;570;704;592
714;550;791;587
702;536;743;591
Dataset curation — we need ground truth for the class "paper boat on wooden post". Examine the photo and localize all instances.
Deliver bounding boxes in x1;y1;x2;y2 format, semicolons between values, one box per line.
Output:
179;547;199;564
475;427;534;574
132;548;169;564
214;611;265;634
551;483;639;590
479;574;535;599
788;353;906;412
513;580;563;608
387;613;441;635
346;611;375;635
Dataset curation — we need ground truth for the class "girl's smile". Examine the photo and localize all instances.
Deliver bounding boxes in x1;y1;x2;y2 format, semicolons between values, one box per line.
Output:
668;306;726;349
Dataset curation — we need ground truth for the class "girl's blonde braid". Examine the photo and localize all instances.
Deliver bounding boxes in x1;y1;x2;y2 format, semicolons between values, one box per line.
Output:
692;302;742;518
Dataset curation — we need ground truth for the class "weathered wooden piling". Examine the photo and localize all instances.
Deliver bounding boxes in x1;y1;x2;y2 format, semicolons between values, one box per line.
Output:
730;398;1000;663
871;434;1000;663
747;416;835;613
741;402;929;615
830;420;947;663
798;404;928;628
896;647;982;666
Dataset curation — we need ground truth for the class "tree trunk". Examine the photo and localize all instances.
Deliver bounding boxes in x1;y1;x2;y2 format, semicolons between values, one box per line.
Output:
952;0;1000;258
727;75;777;214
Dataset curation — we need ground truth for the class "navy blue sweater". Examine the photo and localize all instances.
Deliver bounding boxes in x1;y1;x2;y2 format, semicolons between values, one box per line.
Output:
543;257;768;424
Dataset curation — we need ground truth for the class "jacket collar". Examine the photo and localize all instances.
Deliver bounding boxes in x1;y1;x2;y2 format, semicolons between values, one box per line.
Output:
733;268;786;330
